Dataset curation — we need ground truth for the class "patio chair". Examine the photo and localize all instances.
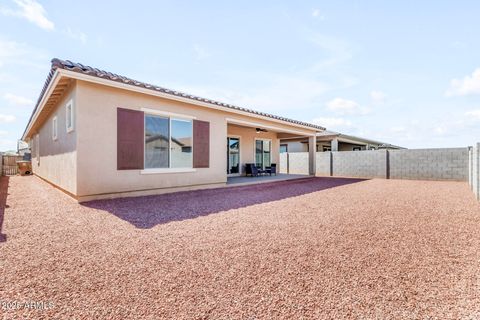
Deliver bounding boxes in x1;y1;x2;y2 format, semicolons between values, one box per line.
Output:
265;163;277;176
245;163;259;177
245;163;267;176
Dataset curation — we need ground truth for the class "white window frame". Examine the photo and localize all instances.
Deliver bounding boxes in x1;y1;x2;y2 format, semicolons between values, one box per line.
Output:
52;116;58;141
253;138;273;170
66;99;74;133
141;110;195;174
227;135;241;176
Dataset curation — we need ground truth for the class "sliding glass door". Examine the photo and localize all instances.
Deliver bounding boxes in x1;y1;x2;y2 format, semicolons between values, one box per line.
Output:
255;139;271;169
227;137;240;175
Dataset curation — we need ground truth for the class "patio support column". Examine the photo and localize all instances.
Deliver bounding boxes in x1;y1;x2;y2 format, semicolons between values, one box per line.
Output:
331;138;339;151
308;135;316;176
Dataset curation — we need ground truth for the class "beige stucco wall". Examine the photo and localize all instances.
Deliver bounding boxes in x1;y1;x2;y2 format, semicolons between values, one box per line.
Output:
338;142;366;151
31;83;77;194
282;137;379;153
282;139;331;152
284;140;307;152
74;80;317;199
75;81;226;197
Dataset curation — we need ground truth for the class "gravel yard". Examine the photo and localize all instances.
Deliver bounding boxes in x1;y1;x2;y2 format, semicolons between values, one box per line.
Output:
1;175;480;319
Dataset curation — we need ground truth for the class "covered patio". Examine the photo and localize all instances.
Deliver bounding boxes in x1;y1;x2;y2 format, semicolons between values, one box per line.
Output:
226;118;318;179
226;173;311;186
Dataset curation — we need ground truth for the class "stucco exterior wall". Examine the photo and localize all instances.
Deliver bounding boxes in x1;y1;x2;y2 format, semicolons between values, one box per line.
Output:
281;139;367;153
75;81;226;197
31;83;77;194
284;141;307;152
75;80;316;199
338;142;366;151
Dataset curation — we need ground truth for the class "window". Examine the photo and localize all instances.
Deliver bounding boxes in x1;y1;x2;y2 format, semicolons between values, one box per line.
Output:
323;146;331;152
255;139;271;169
280;144;288;153
227;137;240;174
170;119;193;168
144;114;192;169
353;147;361;151
66;100;74;133
52;116;58;141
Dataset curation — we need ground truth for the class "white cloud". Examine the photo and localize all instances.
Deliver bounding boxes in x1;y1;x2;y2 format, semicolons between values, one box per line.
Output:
193;44;211;60
312;9;325;20
0;39;26;67
0;114;16;123
450;41;468;49
0;39;47;68
1;0;54;30
446;68;480;96
175;75;328;113
3;93;33;106
63;27;87;44
390;126;407;133
0;138;16;151
370;90;387;104
311;117;352;129
326;97;370;115
465;109;480;120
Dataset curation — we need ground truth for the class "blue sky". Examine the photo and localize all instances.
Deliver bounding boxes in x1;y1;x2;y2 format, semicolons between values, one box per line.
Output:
0;0;479;151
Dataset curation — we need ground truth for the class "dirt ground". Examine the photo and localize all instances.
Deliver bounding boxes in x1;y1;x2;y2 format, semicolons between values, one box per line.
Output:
1;175;479;319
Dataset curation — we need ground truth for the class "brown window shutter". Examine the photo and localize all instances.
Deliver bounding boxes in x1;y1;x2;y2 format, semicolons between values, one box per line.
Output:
193;120;210;168
117;108;144;170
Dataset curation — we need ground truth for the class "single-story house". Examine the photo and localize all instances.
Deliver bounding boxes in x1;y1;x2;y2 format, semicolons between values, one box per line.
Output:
22;59;325;202
280;130;404;153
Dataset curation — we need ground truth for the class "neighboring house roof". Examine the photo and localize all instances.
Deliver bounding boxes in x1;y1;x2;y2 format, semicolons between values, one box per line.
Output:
145;134;188;147
23;59;325;139
316;130;404;149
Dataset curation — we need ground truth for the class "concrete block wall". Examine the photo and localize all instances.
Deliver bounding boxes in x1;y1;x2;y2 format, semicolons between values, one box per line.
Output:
332;150;387;178
389;148;468;181
468;144;480;200
316;152;331;176
281;147;470;182
287;152;309;174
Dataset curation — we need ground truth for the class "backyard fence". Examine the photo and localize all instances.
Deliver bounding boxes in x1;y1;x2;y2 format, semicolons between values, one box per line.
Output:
1;155;22;176
280;147;469;181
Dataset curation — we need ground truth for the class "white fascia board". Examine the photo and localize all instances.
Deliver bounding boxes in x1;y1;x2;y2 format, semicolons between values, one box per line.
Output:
22;70;62;140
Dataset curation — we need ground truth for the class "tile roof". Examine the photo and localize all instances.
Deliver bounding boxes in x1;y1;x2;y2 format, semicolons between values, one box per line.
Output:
25;58;325;137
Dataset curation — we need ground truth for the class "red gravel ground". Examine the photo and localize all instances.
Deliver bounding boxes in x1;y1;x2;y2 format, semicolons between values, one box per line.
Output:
1;175;480;319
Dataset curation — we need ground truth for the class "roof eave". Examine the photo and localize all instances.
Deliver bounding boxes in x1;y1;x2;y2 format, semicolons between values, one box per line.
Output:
59;68;324;133
22;68;61;141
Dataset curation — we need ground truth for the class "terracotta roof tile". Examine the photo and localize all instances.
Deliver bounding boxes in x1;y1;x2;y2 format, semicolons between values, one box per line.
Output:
24;59;326;139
